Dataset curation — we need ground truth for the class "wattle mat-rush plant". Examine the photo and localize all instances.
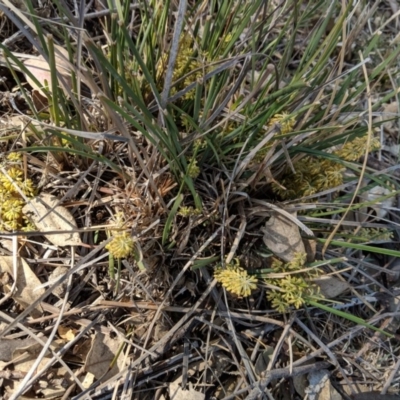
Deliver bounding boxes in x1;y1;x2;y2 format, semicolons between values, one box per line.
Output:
0;0;400;398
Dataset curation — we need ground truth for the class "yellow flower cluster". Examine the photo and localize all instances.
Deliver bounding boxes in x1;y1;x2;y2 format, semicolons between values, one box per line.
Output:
106;232;135;259
178;206;202;217
268;112;296;135
214;258;258;297
274;135;380;200
253;112;296;163
266;253;322;312
0;153;35;231
187;159;200;178
156;36;204;100
274;156;345;199
335;136;380;162
7;152;22;162
344;227;393;241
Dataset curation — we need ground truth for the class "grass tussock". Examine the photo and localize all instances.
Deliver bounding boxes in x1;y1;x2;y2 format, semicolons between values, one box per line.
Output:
0;0;400;399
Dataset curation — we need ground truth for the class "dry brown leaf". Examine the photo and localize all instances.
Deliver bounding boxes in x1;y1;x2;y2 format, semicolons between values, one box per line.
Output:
58;326;76;342
313;276;349;299
169;382;205;400
0;338;37;362
71;337;92;363
3;115;42;138
0;256;44;317
48;266;69;299
381;102;399;132
84;331;125;381
255;346;274;376
4;373;67;400
12;338;63;373
261;212;305;262
383;101;398;114
0;237;15;253
22;45;73;97
22;193;81;247
32;88;49;110
359;185;395;219
6;114;33;129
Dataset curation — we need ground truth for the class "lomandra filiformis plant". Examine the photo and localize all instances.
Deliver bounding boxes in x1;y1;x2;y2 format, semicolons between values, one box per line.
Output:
214;258;258;297
274;135;381;200
214;253;324;312
0;153;35;231
265;252;322;313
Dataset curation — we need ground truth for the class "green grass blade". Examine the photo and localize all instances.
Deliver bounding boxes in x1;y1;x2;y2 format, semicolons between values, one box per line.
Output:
307;299;393;338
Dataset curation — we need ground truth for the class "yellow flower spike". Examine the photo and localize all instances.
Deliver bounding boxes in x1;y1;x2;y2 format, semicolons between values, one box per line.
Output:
268;112;296;135
214;259;258;297
0;161;37;231
22;216;36;232
5;167;23;180
7;152;22;162
19;179;35;197
106;232;135;259
3;219;19;231
194;138;207;150
302;182;318;197
292;295;306;309
0;175;35;197
273;154;348;200
271;258;284;271
335;136;381;161
178;206;202;217
155;35;205;101
325;169;345;187
2;198;24;221
266;253;322;312
286;252;307;271
367;228;392;240
113;211;126;228
0;168;24;194
187;160;200;178
313;175;329;190
0;191;11;202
